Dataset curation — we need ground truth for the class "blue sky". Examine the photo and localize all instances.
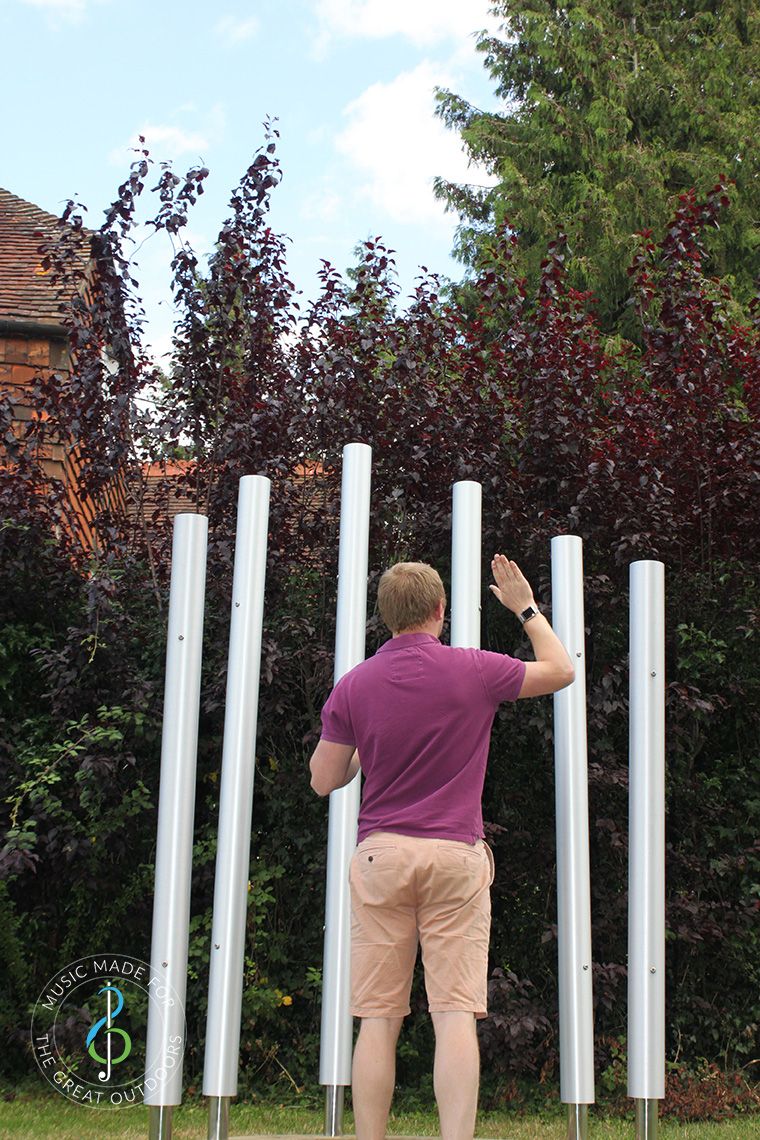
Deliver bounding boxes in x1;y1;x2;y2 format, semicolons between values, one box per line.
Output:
2;0;502;358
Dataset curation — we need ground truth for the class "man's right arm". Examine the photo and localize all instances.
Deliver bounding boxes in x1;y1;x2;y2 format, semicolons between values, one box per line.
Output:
489;553;575;698
309;740;360;796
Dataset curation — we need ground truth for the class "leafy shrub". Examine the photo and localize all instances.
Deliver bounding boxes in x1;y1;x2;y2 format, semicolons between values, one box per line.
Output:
662;1061;760;1122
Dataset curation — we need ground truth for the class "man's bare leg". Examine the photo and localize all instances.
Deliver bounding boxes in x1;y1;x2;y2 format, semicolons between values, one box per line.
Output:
431;1011;480;1140
352;1016;404;1140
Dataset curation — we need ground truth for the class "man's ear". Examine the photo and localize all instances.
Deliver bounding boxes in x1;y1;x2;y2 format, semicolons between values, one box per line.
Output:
434;598;446;622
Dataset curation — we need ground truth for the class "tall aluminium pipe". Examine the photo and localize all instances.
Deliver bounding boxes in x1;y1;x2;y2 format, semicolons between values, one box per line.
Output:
550;535;595;1139
451;481;482;649
628;561;665;1140
145;513;209;1140
320;443;372;1136
203;476;271;1140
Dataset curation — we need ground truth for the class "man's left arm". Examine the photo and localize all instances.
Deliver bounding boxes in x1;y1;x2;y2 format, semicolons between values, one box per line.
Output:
310;740;360;797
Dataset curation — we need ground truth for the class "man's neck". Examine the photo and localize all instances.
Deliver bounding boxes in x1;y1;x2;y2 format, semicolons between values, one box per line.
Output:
392;623;440;639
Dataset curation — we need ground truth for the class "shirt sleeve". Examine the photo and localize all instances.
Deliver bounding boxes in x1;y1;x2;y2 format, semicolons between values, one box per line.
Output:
320;676;356;745
476;650;526;704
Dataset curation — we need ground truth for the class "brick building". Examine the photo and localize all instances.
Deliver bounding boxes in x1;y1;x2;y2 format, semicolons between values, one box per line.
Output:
1;188;323;555
0;187;123;551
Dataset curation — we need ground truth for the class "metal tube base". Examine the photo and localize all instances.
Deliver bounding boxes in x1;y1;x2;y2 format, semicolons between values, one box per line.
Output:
207;1095;231;1140
148;1105;173;1140
324;1085;345;1136
635;1098;659;1140
566;1103;589;1140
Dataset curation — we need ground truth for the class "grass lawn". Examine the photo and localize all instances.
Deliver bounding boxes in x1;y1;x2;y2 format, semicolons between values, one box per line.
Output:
1;1096;758;1139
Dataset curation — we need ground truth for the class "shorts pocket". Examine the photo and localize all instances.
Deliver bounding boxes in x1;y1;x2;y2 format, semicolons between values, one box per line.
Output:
354;844;398;871
435;841;490;878
483;841;495;886
350;844;405;910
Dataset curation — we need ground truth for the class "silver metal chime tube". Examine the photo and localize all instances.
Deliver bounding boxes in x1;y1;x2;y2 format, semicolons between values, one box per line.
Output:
203;476;271;1140
551;536;595;1140
320;443;372;1135
451;480;482;649
628;561;666;1140
145;514;208;1139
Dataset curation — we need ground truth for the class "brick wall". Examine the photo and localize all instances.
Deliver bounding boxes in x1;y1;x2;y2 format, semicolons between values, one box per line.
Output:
0;328;103;552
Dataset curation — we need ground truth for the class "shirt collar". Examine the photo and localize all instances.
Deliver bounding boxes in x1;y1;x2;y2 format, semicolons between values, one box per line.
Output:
377;632;441;653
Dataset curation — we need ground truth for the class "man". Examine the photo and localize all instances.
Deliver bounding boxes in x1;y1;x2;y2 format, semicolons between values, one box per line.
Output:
310;554;574;1140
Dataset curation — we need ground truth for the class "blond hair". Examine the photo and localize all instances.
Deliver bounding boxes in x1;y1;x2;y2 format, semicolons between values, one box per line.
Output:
377;562;446;634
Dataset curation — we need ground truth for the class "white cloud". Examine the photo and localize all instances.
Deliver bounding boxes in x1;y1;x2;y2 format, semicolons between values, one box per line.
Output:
135;125;209;157
299;179;345;225
215;14;260;45
312;0;499;50
109;124;209;167
334;61;495;226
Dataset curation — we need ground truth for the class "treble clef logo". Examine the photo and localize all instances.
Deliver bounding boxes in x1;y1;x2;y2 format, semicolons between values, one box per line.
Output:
85;985;132;1082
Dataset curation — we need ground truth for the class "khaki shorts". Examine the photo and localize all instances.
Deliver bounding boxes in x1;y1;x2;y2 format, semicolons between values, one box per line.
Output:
349;831;495;1019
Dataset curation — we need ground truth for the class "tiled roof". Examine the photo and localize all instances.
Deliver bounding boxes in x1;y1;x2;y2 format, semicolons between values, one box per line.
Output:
139;460;201;524
0;187;73;327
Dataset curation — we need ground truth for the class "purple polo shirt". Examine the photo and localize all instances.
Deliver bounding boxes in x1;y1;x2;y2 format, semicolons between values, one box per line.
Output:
319;633;526;844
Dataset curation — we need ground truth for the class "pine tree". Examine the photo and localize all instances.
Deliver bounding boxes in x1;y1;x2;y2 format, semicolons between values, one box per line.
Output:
435;0;759;333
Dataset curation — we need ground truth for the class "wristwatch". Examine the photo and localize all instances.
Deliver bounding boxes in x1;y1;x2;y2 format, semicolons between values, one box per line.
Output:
517;604;540;625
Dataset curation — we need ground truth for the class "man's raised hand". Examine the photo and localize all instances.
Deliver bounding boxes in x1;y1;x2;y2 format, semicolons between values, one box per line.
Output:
488;554;537;616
